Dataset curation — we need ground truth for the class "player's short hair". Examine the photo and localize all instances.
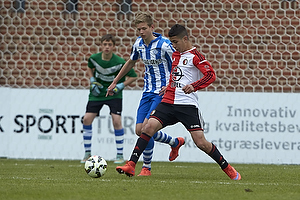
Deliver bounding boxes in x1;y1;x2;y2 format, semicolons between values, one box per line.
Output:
101;34;116;45
134;12;153;27
168;24;189;39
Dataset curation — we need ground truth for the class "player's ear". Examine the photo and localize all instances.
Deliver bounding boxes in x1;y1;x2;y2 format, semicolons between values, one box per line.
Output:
183;35;188;42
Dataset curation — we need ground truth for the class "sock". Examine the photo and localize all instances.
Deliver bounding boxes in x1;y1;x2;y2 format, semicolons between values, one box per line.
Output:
142;137;154;170
114;128;124;155
83;124;92;153
153;131;176;147
130;133;151;164
208;143;228;170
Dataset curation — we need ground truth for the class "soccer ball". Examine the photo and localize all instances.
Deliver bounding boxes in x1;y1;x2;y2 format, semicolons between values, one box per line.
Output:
84;155;107;178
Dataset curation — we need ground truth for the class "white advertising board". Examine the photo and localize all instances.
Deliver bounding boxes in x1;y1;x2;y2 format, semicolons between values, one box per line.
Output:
0;88;299;164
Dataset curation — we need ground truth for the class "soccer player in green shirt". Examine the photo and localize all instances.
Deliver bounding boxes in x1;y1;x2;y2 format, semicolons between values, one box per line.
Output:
81;34;137;164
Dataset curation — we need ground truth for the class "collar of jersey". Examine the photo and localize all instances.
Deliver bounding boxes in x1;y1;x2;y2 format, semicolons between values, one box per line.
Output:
180;47;196;54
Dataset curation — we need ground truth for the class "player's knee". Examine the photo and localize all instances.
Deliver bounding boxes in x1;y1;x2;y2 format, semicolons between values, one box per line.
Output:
141;123;154;136
83;117;91;126
83;113;96;125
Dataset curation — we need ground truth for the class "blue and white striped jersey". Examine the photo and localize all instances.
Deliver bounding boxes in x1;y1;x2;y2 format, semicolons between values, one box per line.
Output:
130;32;175;94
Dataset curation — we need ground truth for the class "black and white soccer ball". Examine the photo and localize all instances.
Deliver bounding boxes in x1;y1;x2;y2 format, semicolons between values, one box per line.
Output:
84;155;107;178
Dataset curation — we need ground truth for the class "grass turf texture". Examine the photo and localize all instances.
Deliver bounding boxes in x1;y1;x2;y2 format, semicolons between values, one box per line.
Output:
0;159;299;200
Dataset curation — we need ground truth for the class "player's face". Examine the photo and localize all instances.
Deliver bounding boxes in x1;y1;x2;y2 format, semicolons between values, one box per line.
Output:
136;22;153;41
169;36;186;53
101;40;114;55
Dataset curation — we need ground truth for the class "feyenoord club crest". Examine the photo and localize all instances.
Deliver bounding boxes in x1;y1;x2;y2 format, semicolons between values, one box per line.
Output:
183;59;188;65
150;110;156;115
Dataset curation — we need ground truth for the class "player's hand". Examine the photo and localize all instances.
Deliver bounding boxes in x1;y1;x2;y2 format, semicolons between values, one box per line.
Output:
106;82;117;97
182;84;194;94
90;77;103;96
112;83;125;95
159;86;167;96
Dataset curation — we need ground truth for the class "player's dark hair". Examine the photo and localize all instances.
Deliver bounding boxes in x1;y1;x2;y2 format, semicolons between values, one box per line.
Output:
101;34;116;45
168;24;189;39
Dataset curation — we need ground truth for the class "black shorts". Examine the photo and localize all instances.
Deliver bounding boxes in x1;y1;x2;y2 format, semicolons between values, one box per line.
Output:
150;102;204;131
86;98;122;116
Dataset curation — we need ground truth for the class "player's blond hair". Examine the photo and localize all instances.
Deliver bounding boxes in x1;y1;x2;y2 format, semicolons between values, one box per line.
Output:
134;12;153;26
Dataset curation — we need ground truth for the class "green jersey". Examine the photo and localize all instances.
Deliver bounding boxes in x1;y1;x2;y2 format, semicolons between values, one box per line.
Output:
88;52;137;101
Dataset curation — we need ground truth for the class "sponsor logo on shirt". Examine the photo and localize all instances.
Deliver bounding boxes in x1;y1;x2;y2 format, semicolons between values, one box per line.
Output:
171;66;184;81
171;66;184;88
142;59;163;65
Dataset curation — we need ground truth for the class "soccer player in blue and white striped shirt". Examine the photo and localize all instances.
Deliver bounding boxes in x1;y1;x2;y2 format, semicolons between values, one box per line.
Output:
107;12;185;176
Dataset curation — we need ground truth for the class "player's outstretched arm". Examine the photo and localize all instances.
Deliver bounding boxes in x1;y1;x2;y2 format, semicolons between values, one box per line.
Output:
110;76;137;95
123;76;137;87
106;59;137;96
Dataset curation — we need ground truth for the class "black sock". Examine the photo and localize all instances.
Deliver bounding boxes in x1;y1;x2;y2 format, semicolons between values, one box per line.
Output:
130;133;151;163
208;143;228;170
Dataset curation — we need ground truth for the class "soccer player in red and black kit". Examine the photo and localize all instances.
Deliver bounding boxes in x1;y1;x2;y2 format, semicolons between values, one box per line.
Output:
116;24;241;180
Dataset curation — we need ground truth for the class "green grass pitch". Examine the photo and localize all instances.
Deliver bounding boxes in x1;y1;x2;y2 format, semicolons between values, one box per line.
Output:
0;159;299;200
